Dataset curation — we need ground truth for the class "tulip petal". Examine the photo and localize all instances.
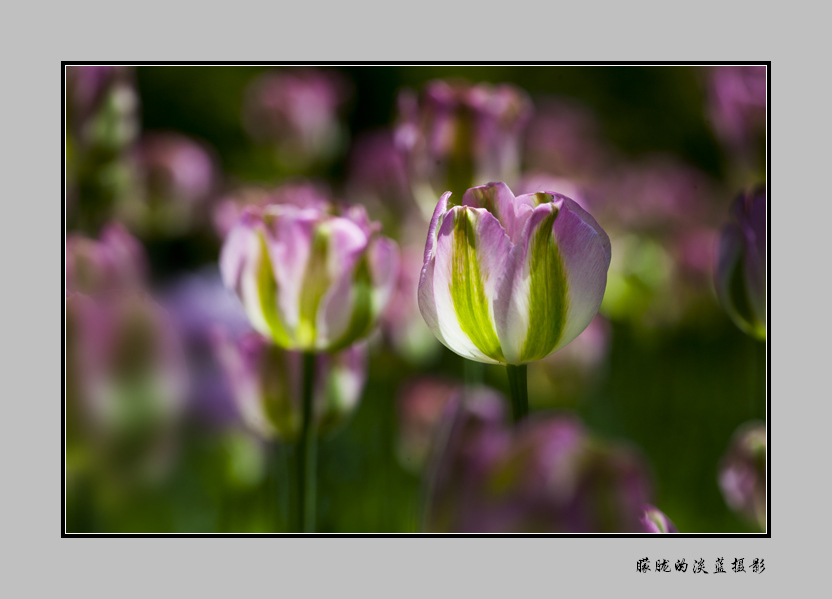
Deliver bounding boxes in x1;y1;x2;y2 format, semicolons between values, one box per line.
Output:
554;197;612;349
305;217;369;349
422;191;452;267
717;223;764;337
220;214;291;346
498;195;610;364
498;203;567;364
462;182;521;242
426;206;510;364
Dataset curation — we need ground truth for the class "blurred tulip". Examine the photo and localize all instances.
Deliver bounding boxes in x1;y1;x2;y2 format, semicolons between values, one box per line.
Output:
418;182;610;365
715;186;766;339
425;387;511;532
220;201;399;352
395;80;532;216
426;393;654;533
395;377;459;471
124;132;218;236
639;504;678;533
212;330;366;442
66;66;140;232
66;222;147;295
66;65;139;152
212;180;331;240
242;68;352;170
66;292;187;481
718;421;766;530
706;66;766;159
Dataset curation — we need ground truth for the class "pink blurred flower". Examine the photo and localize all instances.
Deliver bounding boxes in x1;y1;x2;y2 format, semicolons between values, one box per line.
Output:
212;329;367;441
706;66;766;156
395;79;532;214
242;68;352;169
220;199;399;352
719;421;766;530
66;292;187;482
639;504;678;533
426;390;654;533
66;222;147;295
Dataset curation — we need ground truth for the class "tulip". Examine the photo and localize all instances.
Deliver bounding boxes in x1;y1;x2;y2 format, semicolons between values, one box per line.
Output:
212;329;367;442
220;199;397;532
718;421;766;531
242;68;352;171
714;186;766;340
425;396;654;533
639;505;679;533
395;80;532;217
418;181;610;420
220;202;399;353
125;132;218;236
66;222;147;295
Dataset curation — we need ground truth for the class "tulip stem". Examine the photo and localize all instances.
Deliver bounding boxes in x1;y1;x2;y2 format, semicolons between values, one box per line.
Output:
506;364;529;423
297;352;317;533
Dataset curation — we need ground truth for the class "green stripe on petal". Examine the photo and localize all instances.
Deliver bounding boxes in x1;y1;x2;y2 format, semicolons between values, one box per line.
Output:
328;254;374;351
450;209;505;362
297;225;331;348
256;232;290;346
520;209;568;362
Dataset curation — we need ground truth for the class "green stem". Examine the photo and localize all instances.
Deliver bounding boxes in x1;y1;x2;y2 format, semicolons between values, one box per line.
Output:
506;364;529;423
297;352;317;533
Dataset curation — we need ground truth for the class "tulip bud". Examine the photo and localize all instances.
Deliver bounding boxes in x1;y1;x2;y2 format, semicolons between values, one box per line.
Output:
66;222;147;295
126;132;218;236
418;182;611;365
220;202;399;352
395;80;532;215
212;330;367;441
639;504;678;533
718;421;766;530
714;186;766;339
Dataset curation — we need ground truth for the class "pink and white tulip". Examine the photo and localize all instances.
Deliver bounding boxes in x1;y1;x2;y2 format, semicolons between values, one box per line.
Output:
220;202;399;352
418;182;611;365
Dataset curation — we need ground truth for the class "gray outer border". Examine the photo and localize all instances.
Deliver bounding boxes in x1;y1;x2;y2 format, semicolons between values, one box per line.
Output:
14;3;817;595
